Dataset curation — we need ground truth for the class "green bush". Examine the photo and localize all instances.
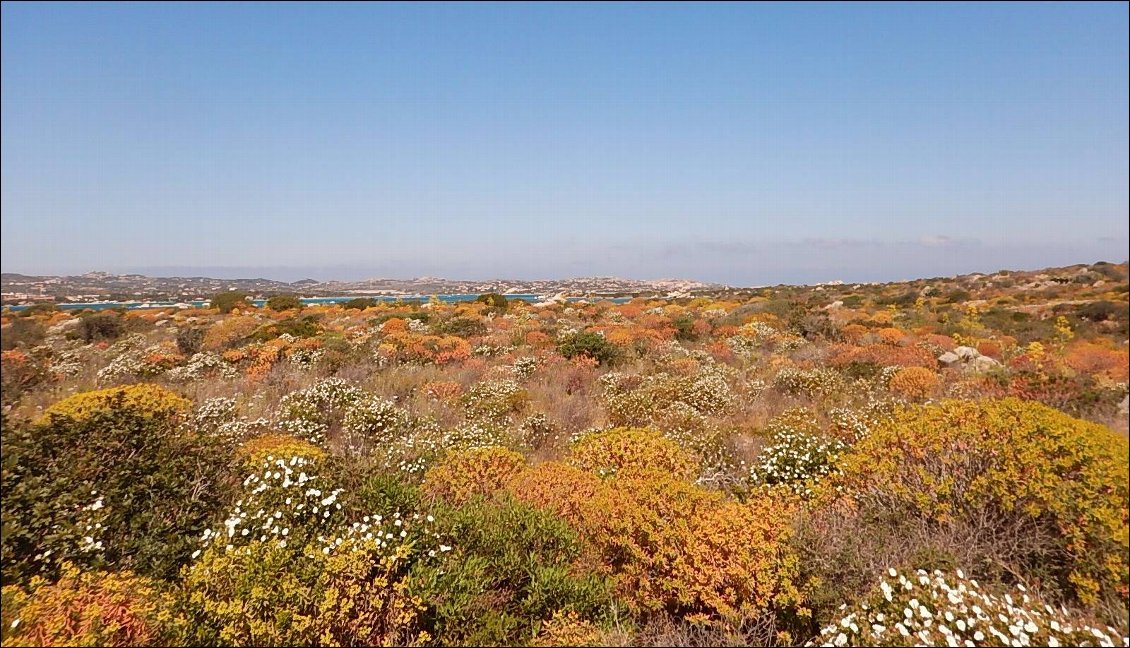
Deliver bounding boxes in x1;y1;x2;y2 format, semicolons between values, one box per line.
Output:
341;297;378;310
174;327;204;355
1;318;46;350
1;394;235;584
410;498;613;646
476;293;510;310
209;291;250;314
265;294;305;311
434;317;488;337
556;331;619;365
78;312;124;342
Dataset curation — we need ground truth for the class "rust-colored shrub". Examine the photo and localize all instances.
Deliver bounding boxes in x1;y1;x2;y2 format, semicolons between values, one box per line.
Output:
569;427;698;480
887;366;939;400
507;462;602;527
421;447;527;505
1;564;175;647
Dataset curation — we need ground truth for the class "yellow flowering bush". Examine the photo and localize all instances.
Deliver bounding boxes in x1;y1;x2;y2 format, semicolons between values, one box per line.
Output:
37;384;190;426
582;472;802;624
569;427;698;480
237;433;326;468
829;398;1130;606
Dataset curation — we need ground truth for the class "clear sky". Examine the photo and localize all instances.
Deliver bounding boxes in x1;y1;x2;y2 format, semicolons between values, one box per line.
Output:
2;2;1127;285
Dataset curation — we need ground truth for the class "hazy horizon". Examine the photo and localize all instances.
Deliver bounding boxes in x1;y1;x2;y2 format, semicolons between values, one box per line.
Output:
3;3;1128;284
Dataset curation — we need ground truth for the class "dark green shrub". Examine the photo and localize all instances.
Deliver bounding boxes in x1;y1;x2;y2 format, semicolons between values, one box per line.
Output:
410;498;613;645
1;318;46;350
210;291;250;314
556;331;619;365
265;294;304;311
78;312;124;342
0;393;235;584
1077;300;1124;322
476;293;510;310
341;297;379;310
175;327;205;355
434;317;488;337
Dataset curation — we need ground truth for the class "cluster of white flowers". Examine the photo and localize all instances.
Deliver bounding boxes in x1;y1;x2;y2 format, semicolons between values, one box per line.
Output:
812;568;1128;648
194;455;341;557
166;352;239;382
192;454;454;564
519;412;557;448
407;318;429;333
461;379;527;421
96;351;147;383
511;356;539;380
342;395;410;454
774;366;845;397
288;346;325;366
749;410;847;497
472;344;514;357
194;397;239;430
48;349;84;378
277;378;366;444
828;400;892;442
76;490;107;554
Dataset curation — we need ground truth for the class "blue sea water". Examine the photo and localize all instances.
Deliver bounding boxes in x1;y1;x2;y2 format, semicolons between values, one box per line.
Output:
4;294;632;312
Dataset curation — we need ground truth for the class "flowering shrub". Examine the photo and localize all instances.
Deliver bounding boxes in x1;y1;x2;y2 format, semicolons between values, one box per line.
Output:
276;378;366;445
182;452;445;646
749;409;848;497
1;563;176;647
236;434;326;467
887;366;939;400
461;379;529;422
569;427;698;480
811;567;1127;647
420;447;527;505
342;394;411;455
774;367;845;398
830;398;1130;606
201;315;258;351
38;384;190;426
507;462;603;527
165;351;239;382
530;610;605;647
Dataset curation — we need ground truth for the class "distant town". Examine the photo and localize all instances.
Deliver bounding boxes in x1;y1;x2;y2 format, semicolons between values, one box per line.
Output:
0;271;728;306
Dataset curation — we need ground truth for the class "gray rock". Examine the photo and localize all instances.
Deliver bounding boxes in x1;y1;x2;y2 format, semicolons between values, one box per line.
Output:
953;346;980;361
965;356;1001;374
938;351;961;366
1119;395;1128;418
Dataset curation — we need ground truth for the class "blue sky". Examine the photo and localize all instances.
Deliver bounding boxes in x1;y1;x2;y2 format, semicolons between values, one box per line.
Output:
2;2;1127;285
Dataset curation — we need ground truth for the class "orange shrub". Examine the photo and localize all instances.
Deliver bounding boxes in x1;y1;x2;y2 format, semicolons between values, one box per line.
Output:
1;564;175;647
507;462;602;527
582;472;801;623
202;315;258;351
840;324;868;343
876;327;905;345
1064;341;1130;382
887;366;939;400
421;447;527;505
524;331;551;347
568;427;698;480
976;339;1002;359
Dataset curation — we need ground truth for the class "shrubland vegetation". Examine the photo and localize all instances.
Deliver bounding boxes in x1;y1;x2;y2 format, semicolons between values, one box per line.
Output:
1;261;1128;646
